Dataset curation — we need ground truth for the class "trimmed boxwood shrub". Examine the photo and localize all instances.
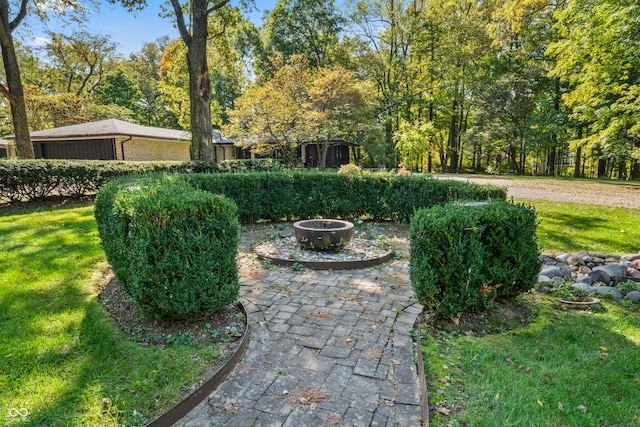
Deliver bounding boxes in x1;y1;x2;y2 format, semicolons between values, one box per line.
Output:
94;174;239;319
410;200;541;319
186;171;507;222
0;158;282;202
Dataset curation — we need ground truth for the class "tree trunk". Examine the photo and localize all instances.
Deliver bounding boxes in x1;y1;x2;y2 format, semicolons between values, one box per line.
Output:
631;138;640;180
186;1;214;161
597;158;607;178
0;1;34;159
574;146;582;178
447;99;458;173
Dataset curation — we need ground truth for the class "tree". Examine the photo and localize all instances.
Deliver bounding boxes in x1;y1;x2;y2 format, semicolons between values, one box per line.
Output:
306;66;375;169
262;0;345;69
0;0;34;157
548;0;640;180
126;37;178;128
226;56;309;165
95;68;142;114
113;0;251;160
44;31;117;97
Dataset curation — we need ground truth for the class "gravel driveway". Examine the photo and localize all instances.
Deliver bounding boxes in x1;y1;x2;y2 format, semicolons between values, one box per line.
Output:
434;174;640;210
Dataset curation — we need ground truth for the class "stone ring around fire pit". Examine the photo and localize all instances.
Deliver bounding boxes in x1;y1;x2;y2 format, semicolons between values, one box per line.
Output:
293;219;354;252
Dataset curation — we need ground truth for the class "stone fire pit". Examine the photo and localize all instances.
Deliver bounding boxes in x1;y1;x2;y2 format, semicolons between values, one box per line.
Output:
293;219;354;252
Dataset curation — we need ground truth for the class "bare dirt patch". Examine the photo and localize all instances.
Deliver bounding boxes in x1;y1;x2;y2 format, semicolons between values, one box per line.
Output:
96;270;246;350
424;296;537;337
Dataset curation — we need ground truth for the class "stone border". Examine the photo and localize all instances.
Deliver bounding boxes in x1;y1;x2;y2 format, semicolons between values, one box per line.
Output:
145;302;250;427
256;251;393;270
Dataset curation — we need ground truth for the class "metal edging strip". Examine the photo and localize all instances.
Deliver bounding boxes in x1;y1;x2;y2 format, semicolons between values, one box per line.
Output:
256;251;393;270
416;309;429;427
145;302;250;427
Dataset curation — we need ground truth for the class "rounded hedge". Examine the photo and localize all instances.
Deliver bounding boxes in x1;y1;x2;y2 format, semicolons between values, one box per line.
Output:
410;200;541;319
95;174;239;320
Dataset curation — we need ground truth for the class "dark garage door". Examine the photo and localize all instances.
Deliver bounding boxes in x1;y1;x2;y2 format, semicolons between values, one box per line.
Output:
35;139;116;160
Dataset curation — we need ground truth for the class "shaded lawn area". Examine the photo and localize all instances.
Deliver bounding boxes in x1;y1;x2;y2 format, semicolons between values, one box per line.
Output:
0;205;222;426
514;199;640;255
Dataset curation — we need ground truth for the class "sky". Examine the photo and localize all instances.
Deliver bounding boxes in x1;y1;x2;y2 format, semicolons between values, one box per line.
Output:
21;0;277;56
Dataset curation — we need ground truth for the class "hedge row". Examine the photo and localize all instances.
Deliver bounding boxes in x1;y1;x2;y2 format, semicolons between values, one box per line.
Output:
0;158;282;202
410;201;541;319
95;174;240;320
186;171;507;222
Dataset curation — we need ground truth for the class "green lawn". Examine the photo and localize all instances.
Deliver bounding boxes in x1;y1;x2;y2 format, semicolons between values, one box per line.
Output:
517;199;640;255
0;204;223;426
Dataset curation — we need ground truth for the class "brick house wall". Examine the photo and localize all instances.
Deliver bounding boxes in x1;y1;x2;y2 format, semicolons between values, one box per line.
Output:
115;137;191;161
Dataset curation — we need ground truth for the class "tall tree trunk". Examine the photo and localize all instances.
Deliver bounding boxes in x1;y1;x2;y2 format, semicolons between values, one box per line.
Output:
547;146;556;176
447;99;458;173
597;157;607;178
0;0;34;158
574;125;583;177
187;0;213;160
574;146;582;178
631;138;640;180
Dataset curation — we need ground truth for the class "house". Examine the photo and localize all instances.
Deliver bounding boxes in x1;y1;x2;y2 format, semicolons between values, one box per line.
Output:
5;119;198;161
0;139;12;158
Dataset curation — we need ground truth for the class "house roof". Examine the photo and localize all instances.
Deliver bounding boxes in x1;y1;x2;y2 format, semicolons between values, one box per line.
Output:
18;119;192;142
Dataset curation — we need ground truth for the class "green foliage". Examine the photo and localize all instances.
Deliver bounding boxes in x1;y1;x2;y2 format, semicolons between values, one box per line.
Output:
618;280;640;295
336;163;362;174
0;158;283;202
95;175;240;319
410;200;541;319
186;171;506;223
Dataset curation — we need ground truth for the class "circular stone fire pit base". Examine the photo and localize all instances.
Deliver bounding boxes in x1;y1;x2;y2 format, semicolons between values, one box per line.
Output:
253;236;392;270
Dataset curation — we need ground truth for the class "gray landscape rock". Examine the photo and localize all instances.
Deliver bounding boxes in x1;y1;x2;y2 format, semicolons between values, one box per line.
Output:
590;252;605;259
576;276;593;286
633;259;640;269
538;275;552;284
621;253;640;262
589;269;611;285
592;286;623;301
556;253;570;262
586;262;596;269
626;291;640;302
540;265;572;279
593;264;627;281
578;266;592;274
627;268;640;280
567;255;585;266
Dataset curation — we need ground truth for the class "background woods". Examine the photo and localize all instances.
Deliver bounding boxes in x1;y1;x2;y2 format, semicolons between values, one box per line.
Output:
0;0;638;178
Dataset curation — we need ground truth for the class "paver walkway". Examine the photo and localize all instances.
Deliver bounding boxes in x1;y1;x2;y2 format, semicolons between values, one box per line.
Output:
178;225;424;426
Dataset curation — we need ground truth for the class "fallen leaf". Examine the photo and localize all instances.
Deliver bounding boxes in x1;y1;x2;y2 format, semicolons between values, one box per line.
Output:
442;364;449;370
506;357;513;364
537;399;544;408
310;402;317;411
435;406;451;415
494;393;500;400
282;389;289;395
410;366;415;371
345;338;352;343
558;402;564;411
299;397;309;404
525;366;531;373
600;346;608;352
576;405;587;412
